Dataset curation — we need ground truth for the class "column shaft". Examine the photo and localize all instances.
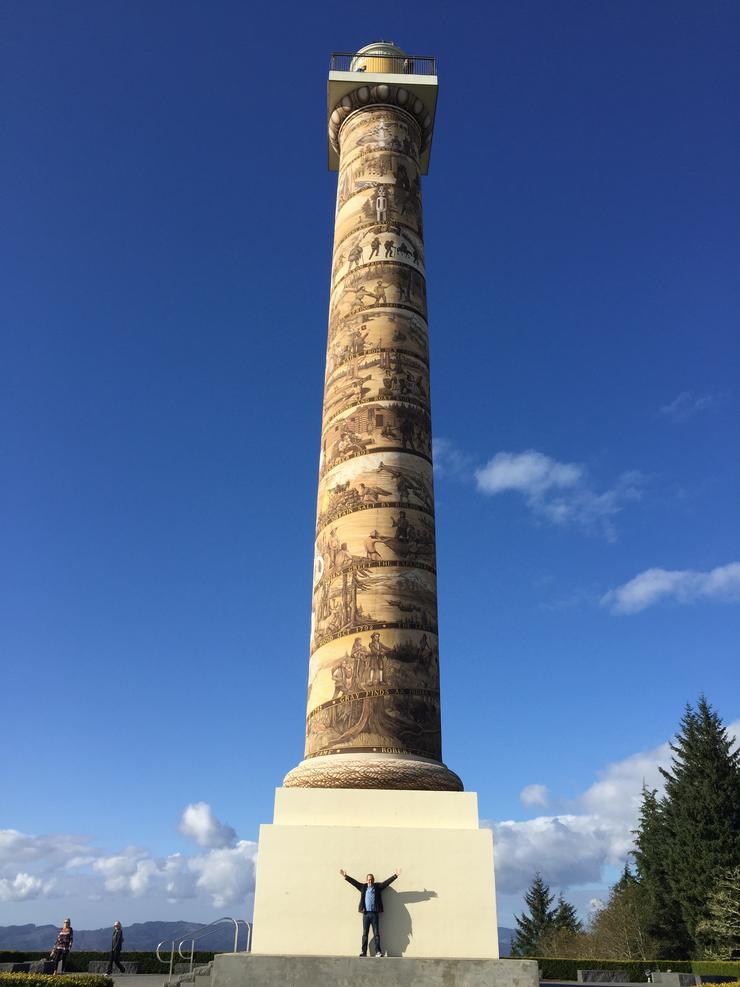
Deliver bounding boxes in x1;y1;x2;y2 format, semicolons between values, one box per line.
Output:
285;103;461;791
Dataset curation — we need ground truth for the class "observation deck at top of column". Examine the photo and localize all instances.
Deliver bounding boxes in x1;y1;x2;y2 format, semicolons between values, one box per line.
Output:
327;43;439;174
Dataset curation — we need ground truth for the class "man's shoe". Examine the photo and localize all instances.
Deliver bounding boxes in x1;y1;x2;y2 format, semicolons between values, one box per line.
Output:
375;951;383;957
359;953;366;957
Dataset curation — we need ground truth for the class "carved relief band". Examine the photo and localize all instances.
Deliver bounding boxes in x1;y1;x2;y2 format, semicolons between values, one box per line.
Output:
284;92;462;791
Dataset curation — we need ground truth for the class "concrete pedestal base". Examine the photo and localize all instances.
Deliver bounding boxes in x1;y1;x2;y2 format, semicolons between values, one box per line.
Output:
251;788;499;959
213;953;538;987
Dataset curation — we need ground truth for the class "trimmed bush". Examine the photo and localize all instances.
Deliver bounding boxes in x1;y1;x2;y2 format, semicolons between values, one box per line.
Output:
0;953;215;975
0;975;111;987
677;963;740;977
526;958;740;981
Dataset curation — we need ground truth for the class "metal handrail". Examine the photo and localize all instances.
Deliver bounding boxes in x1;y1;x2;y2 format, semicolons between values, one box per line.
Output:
178;918;251;971
155;938;176;984
156;917;252;983
330;52;437;76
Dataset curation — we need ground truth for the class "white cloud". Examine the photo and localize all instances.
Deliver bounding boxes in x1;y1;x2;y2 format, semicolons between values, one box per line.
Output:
0;803;257;916
659;391;727;423
578;742;670;848
475;450;643;541
601;562;740;614
90;849;198;900
179;802;237;849
0;872;52;902
189;842;257;909
484;744;661;895
90;840;255;907
484;719;740;898
491;814;626;894
92;849;147;893
476;451;583;496
487;739;665;893
0;830;94;870
519;784;549;807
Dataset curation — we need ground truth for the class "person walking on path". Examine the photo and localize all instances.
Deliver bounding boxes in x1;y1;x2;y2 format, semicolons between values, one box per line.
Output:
106;921;125;975
339;867;400;957
50;918;73;974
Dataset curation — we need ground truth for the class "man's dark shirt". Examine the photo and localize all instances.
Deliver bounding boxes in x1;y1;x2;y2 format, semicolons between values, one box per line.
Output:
344;873;398;912
111;929;123;952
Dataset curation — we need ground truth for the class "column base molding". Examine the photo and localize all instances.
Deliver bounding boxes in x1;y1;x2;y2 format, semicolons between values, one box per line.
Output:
283;753;463;791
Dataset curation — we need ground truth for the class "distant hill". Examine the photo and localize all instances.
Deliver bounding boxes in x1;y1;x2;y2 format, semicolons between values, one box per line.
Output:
1;921;516;955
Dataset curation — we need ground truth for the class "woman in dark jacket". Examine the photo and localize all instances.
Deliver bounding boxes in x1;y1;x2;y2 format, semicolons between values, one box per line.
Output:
51;918;73;974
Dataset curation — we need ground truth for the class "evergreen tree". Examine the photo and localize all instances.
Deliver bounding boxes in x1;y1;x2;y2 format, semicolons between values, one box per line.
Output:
613;861;638;894
696;864;740;959
659;697;740;952
537;894;585;958
633;787;690;957
553;894;583;933
511;872;556;956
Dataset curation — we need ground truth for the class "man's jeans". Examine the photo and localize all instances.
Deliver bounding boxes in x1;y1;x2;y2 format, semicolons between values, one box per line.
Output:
361;910;381;955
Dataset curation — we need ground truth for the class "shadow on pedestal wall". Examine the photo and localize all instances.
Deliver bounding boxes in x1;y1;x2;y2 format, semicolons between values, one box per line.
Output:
381;887;438;956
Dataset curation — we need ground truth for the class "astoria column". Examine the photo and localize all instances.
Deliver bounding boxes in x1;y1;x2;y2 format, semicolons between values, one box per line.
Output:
285;43;461;792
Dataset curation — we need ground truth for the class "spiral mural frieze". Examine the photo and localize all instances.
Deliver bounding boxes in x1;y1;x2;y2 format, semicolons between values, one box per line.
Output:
285;100;461;792
327;309;429;373
316;452;434;530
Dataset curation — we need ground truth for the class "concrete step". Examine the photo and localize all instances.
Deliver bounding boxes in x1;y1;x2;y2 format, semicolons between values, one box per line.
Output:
168;960;214;987
212;953;540;987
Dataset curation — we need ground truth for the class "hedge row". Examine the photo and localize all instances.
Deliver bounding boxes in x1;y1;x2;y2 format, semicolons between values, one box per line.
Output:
0;953;215;975
0;976;112;987
532;958;740;981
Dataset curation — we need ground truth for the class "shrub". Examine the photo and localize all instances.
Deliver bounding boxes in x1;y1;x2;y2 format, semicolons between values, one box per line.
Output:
521;958;740;981
0;975;111;987
0;953;215;975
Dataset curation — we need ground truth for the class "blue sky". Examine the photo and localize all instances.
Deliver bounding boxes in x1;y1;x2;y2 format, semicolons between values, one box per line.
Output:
1;0;738;930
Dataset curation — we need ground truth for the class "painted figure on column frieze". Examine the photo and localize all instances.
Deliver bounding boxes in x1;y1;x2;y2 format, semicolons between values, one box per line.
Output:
375;188;388;222
331;265;426;321
316;455;434;529
323;351;429;422
311;564;438;651
320;403;432;477
314;506;436;572
328;310;428;360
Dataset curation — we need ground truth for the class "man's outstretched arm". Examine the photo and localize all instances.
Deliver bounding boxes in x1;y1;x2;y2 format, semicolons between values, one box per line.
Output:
378;867;401;890
339;868;364;891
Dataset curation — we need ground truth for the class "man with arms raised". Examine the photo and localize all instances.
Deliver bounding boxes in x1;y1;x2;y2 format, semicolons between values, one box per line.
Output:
339;867;400;957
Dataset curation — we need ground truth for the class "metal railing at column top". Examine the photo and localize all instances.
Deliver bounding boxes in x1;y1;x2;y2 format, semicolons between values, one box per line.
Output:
330;53;437;76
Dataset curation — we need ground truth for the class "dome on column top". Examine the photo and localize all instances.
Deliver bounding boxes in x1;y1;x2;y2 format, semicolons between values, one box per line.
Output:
350;41;407;73
354;41;407;57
